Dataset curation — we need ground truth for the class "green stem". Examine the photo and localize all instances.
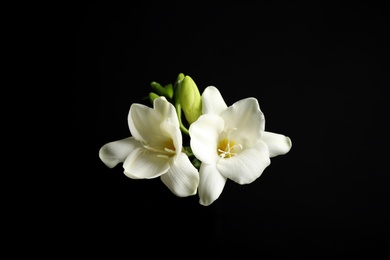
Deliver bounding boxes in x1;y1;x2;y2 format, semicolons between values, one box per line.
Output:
176;103;189;135
173;73;189;135
183;146;201;170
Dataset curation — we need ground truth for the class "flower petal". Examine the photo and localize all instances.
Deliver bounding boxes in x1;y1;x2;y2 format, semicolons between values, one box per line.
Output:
99;137;141;168
220;97;264;146
123;147;170;179
128;97;178;145
201;86;228;115
160;153;199;197
153;97;179;127
160;117;182;156
128;103;163;143
198;163;227;206
261;131;292;157
217;140;270;184
189;114;224;164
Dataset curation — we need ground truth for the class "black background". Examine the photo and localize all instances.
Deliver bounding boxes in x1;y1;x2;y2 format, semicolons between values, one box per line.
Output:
71;2;389;258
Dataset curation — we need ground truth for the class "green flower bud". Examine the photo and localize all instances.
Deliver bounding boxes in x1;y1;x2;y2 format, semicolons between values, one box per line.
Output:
150;82;173;100
176;73;185;84
179;75;202;124
164;84;173;99
149;92;160;103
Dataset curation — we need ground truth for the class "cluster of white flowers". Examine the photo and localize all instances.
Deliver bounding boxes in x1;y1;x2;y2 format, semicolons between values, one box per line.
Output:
99;73;292;206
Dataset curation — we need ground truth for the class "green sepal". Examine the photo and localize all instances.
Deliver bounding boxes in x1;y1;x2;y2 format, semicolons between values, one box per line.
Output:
172;73;189;135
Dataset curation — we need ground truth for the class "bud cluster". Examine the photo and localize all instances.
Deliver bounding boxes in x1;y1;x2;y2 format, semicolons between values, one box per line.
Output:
148;73;202;136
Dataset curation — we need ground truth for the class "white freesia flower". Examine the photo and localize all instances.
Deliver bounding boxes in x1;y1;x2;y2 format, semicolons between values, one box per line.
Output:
99;97;199;197
189;86;292;206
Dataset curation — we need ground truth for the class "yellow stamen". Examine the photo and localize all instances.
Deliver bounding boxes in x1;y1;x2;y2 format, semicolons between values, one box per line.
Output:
217;127;242;158
164;139;176;153
218;138;240;158
142;139;176;157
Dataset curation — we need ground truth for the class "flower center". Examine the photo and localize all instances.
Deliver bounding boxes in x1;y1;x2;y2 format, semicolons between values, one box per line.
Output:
142;139;176;158
217;128;242;158
164;139;176;153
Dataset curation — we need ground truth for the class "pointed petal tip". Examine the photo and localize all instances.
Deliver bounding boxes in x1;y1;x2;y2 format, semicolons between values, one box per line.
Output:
98;137;139;169
160;153;200;197
197;164;226;206
99;144;120;168
199;199;212;206
262;131;292;157
286;136;292;150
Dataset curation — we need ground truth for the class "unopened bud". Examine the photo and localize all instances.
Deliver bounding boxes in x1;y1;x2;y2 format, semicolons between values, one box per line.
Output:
179;75;202;124
148;92;160;103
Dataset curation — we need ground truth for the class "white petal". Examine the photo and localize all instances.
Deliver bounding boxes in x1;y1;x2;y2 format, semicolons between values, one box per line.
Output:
217;140;270;184
129;97;180;148
123;147;170;179
198;163;227;206
220;97;264;145
261;131;292;157
160;153;199;197
160;117;182;154
153;97;179;127
128;103;163;143
189;114;224;164
99;137;141;168
201;86;228;115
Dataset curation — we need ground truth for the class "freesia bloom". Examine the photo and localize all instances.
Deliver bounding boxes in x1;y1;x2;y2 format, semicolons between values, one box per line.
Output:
189;86;292;206
99;97;199;197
